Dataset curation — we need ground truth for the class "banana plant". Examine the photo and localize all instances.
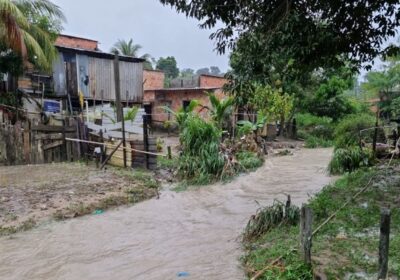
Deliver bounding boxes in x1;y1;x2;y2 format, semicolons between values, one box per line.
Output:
163;100;200;127
237;112;267;136
124;106;139;123
207;92;235;129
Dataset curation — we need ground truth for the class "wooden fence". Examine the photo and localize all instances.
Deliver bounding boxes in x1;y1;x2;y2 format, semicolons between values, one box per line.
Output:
0;118;82;165
0;116;159;169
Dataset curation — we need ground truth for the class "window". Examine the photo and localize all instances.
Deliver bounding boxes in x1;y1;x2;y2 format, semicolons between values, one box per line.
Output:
182;100;191;112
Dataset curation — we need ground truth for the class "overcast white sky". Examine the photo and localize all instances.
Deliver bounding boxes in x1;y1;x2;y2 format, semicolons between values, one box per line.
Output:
52;0;230;72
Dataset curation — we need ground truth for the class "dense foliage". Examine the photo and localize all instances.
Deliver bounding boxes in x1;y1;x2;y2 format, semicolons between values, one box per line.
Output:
156;56;179;79
334;114;376;149
160;0;400;70
0;0;65;71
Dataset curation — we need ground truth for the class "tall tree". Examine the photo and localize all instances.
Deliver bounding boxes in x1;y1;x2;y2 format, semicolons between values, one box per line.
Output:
0;0;65;70
160;0;400;70
196;67;210;75
180;68;194;77
156;56;179;79
210;66;221;76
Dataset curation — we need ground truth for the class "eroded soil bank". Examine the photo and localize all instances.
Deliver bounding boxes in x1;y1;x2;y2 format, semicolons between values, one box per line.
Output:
0;163;158;234
0;148;332;280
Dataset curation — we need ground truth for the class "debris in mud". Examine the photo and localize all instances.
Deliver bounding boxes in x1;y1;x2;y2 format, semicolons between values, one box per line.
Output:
273;149;294;157
177;272;190;278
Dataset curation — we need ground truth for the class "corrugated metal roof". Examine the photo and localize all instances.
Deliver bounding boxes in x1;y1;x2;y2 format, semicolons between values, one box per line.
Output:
56;46;145;63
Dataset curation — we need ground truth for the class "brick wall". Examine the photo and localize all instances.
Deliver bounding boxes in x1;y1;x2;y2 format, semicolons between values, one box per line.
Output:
146;89;228;124
143;70;165;90
199;74;228;89
55;35;98;51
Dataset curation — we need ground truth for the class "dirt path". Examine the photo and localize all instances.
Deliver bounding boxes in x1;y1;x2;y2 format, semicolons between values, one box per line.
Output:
0;148;333;280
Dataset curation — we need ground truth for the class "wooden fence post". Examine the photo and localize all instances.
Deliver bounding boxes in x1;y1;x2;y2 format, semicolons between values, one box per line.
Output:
378;208;391;280
143;115;149;169
23;120;31;163
167;146;172;160
300;205;313;265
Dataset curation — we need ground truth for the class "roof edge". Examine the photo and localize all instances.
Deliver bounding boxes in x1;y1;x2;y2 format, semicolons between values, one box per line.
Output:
56;46;145;63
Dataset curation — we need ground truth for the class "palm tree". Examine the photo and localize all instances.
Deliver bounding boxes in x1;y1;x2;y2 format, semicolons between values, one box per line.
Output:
0;0;65;70
110;38;153;68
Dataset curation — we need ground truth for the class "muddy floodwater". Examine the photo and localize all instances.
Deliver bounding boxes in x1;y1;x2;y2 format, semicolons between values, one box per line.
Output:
0;148;332;280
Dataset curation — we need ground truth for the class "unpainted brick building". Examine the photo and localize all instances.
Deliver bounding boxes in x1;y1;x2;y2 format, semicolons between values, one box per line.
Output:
143;70;228;125
55;34;99;51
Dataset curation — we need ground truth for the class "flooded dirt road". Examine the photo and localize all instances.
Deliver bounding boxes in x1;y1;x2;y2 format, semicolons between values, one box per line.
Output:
0;148;332;280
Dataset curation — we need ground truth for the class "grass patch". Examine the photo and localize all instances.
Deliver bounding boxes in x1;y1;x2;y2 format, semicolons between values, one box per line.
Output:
243;165;400;279
304;135;334;148
328;147;374;175
237;151;264;171
0;218;37;236
158;156;178;170
296;113;335;149
242;225;313;280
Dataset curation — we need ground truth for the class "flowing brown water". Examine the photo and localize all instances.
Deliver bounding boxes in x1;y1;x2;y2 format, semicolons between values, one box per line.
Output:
0;148;332;280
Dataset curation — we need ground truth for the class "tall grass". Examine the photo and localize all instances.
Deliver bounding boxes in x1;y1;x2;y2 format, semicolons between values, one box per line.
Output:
328;147;374;175
243;200;300;242
178;115;225;184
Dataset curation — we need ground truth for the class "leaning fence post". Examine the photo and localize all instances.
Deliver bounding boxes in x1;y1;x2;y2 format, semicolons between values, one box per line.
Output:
300;205;313;265
378;208;391;280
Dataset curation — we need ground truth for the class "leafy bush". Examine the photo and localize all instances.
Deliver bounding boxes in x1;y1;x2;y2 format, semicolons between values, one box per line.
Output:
237;112;267;137
334;113;375;148
304;135;334;148
296;113;333;128
236;151;263;170
296;113;334;148
328;147;373;175
305;76;357;121
178;115;225;184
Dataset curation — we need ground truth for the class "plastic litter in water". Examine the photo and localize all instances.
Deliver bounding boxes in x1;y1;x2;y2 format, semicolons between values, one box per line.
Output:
177;272;190;277
93;209;104;215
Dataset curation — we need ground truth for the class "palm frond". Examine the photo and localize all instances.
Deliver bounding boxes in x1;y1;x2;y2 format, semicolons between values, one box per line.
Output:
0;0;29;53
111;38;143;57
186;100;199;113
27;22;57;68
22;29;48;69
13;0;66;21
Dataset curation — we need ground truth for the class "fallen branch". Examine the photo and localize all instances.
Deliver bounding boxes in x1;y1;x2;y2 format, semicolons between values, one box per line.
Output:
250;252;292;280
100;141;123;169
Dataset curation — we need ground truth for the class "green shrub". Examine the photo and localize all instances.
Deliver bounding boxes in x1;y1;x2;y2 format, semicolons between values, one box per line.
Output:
296;113;334;148
178;115;225;184
304;135;334;148
237;151;263;170
334;113;375;148
296;113;333;128
328;147;374;175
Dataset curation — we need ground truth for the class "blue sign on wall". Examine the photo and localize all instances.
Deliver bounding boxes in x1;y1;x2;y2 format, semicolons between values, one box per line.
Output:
43;100;61;113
